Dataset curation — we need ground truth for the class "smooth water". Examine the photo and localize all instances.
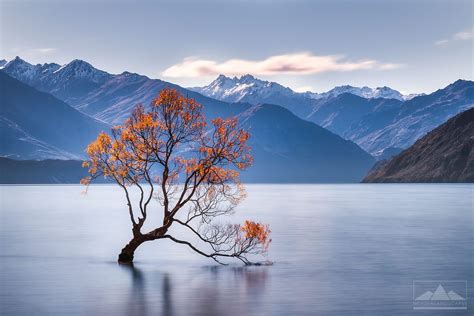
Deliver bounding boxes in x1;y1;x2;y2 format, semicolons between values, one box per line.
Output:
0;184;473;315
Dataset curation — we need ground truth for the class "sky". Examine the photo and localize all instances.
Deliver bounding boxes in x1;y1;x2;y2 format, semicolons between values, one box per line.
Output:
0;0;472;94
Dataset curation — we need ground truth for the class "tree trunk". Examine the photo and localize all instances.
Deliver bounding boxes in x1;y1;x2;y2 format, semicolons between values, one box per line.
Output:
118;235;146;264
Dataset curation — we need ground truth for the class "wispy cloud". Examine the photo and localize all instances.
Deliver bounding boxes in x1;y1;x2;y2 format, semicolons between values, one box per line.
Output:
29;48;57;54
162;52;402;78
435;29;473;46
11;47;57;57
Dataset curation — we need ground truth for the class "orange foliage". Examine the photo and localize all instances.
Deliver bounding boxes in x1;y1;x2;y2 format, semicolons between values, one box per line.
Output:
241;220;272;251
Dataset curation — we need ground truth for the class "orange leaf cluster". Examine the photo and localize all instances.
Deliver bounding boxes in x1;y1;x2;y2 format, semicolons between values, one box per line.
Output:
152;88;206;135
241;220;272;251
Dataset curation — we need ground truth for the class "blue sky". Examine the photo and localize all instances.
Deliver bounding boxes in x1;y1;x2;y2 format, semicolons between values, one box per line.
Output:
1;0;472;94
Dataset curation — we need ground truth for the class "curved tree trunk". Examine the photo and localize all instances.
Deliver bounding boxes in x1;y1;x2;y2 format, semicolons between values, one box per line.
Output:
118;223;171;264
118;235;146;264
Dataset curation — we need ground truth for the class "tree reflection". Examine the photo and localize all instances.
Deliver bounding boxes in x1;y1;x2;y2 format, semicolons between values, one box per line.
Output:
120;264;268;316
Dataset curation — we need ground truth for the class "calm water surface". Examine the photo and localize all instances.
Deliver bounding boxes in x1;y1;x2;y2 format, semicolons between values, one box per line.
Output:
0;184;473;315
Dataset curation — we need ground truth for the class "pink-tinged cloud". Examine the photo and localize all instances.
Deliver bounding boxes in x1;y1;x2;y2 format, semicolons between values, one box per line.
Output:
161;52;402;78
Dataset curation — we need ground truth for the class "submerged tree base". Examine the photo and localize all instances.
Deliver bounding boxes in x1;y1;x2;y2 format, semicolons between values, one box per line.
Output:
117;236;146;264
118;252;135;264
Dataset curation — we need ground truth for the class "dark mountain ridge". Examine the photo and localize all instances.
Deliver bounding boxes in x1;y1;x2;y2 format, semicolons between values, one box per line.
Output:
363;107;474;183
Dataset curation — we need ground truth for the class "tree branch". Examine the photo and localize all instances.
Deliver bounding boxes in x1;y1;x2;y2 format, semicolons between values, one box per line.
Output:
162;234;250;265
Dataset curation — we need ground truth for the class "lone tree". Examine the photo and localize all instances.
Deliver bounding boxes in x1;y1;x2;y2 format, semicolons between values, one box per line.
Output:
81;88;271;264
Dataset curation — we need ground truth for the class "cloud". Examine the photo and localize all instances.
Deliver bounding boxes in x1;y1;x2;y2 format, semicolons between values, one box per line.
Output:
434;39;449;46
10;47;57;56
435;29;473;46
29;48;57;54
162;52;402;78
454;30;474;40
378;63;403;70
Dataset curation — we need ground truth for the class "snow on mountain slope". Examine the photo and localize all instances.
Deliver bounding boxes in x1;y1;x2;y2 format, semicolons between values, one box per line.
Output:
71;71;246;124
304;80;473;154
191;74;298;103
349;80;474;153
2;58;243;124
313;85;419;101
306;93;404;137
2;57;111;103
192;74;420;103
190;74;316;118
363;107;474;183
51;59;109;84
2;57;43;84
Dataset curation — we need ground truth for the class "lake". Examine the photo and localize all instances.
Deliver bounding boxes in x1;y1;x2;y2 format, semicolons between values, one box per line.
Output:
0;184;472;315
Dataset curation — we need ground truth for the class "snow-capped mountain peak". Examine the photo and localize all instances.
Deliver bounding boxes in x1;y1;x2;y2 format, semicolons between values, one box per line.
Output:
2;57;110;85
1;57;112;104
190;74;295;103
311;85;409;101
239;74;258;83
192;74;419;104
52;59;109;83
55;59;94;73
2;57;39;83
118;71;145;80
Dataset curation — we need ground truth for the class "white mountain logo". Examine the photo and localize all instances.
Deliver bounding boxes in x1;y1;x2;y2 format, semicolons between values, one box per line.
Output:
415;284;465;301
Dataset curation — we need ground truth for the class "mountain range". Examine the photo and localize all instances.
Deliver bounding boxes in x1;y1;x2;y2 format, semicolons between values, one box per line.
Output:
363;107;474;183
191;74;419;102
192;74;473;155
1;56;473;182
1;57;243;124
0;58;375;183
